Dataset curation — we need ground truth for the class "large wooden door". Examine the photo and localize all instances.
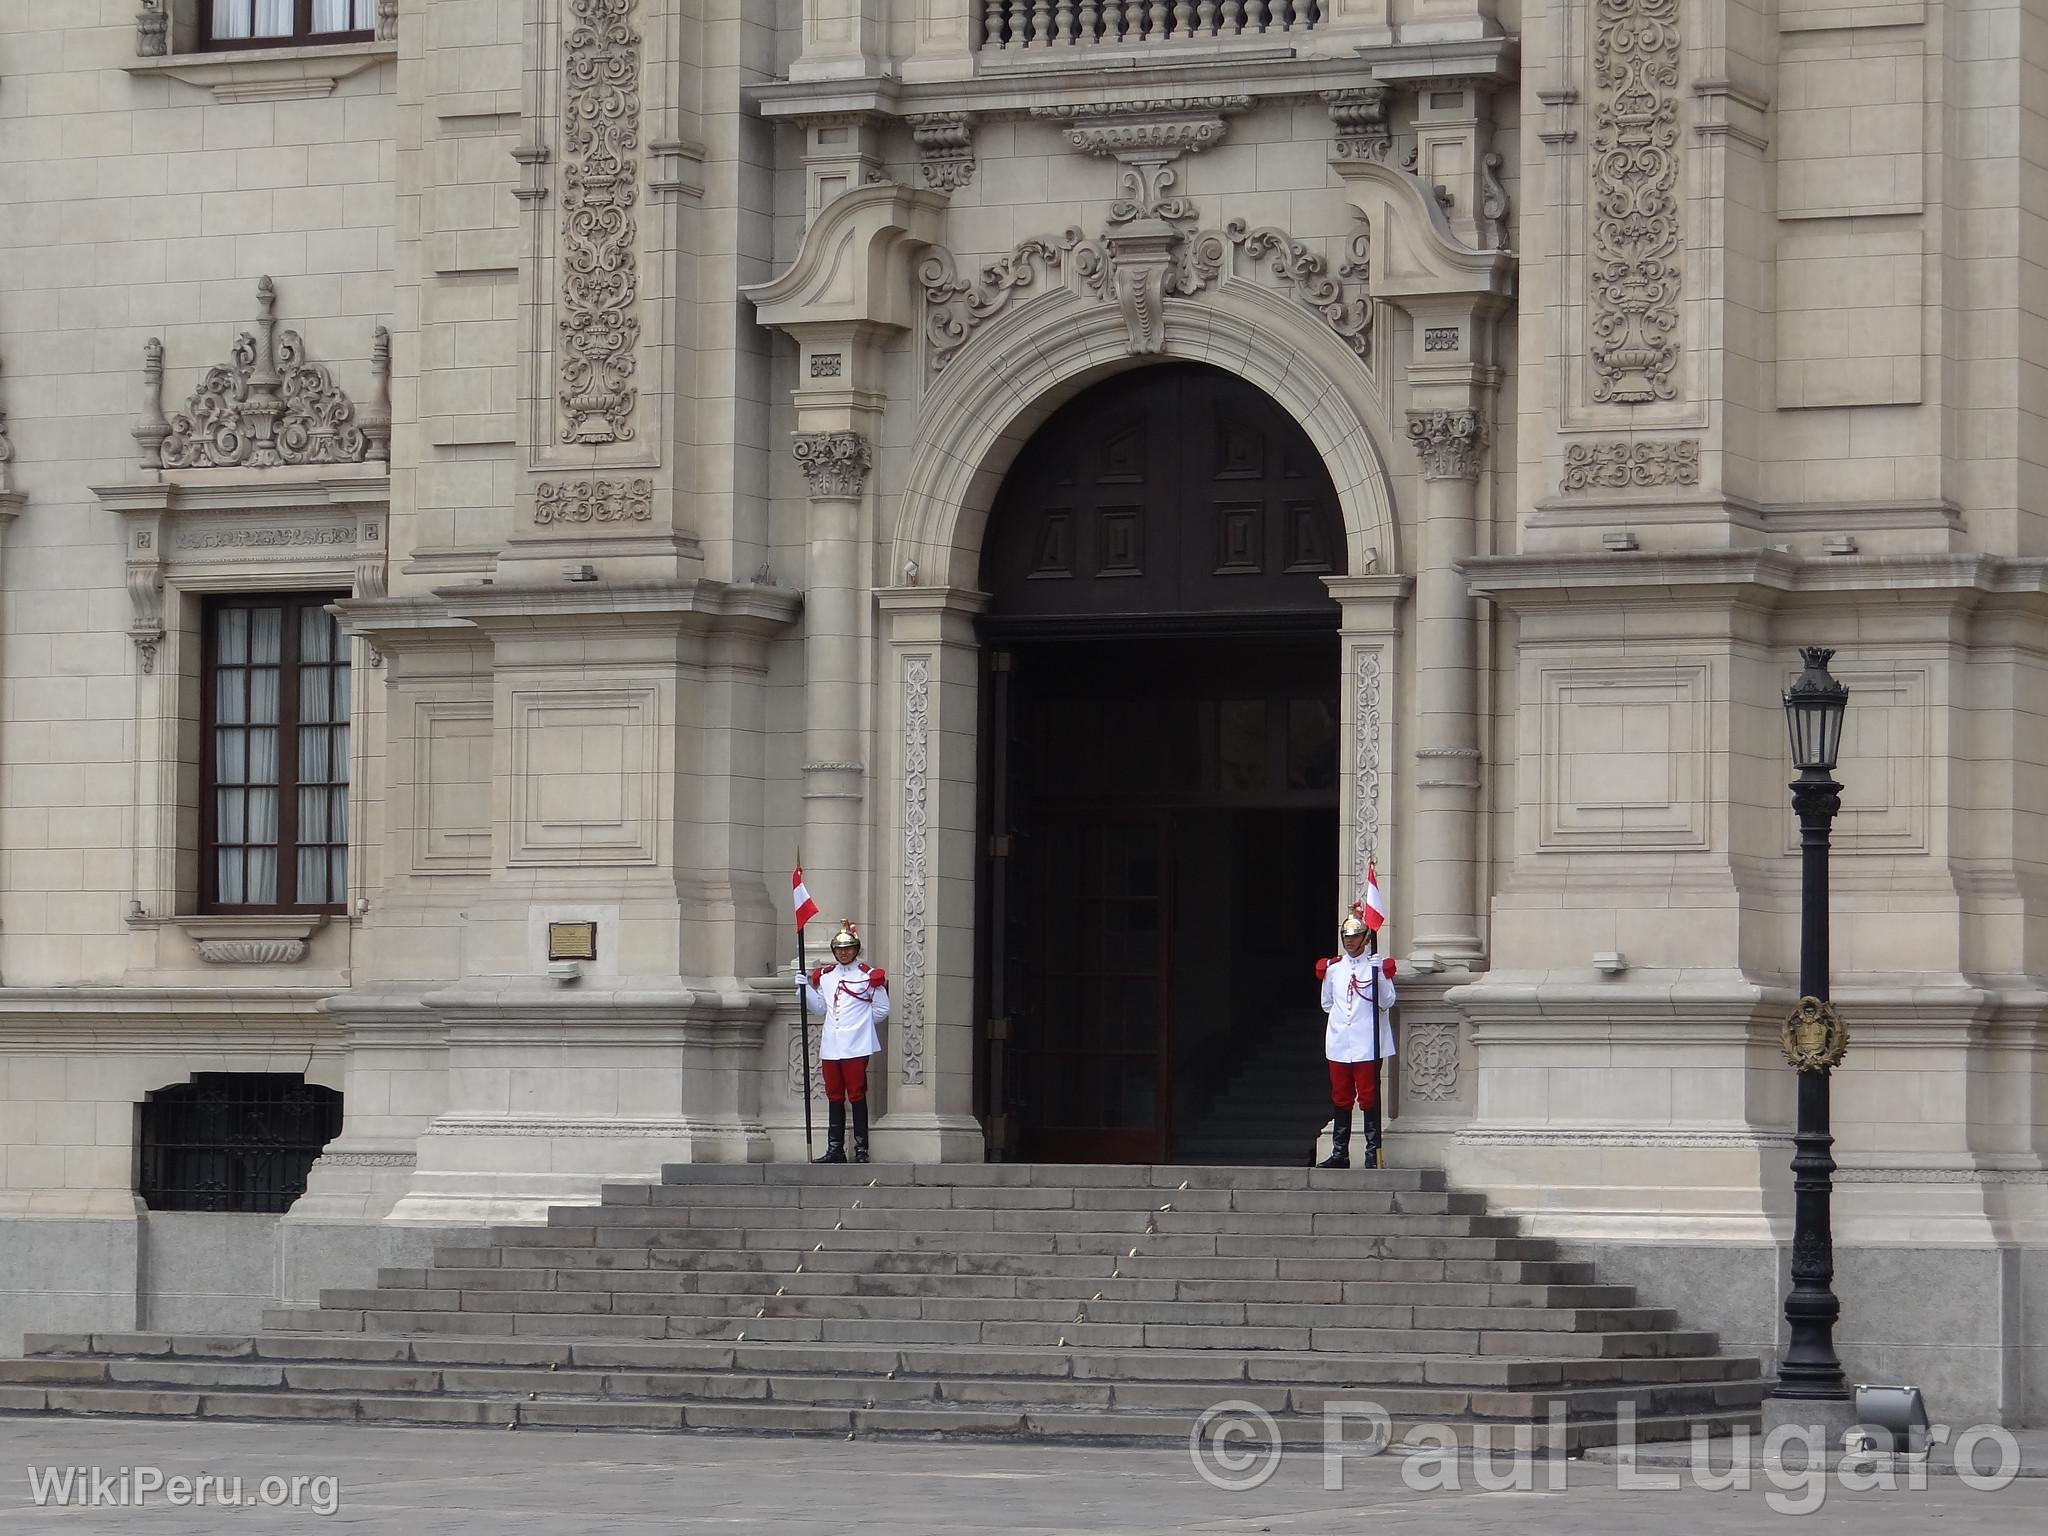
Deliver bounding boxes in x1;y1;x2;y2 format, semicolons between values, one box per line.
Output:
976;363;1347;1164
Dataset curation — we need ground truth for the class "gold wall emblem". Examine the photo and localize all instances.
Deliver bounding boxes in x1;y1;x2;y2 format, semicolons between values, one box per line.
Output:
1781;996;1849;1072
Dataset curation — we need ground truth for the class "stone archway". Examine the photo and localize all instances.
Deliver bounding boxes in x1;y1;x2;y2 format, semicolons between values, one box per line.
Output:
872;286;1410;1161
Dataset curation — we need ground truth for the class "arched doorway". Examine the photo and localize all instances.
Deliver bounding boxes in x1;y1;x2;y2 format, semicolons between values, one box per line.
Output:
977;363;1347;1163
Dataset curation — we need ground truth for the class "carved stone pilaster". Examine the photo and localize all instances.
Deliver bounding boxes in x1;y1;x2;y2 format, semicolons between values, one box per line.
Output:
792;432;872;500
1590;0;1683;405
134;338;169;471
1406;410;1484;481
908;112;976;191
558;0;644;445
1326;88;1393;163
126;539;165;675
136;2;168;57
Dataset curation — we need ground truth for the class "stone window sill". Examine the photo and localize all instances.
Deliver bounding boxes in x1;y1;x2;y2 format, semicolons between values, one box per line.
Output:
146;914;330;966
126;40;396;104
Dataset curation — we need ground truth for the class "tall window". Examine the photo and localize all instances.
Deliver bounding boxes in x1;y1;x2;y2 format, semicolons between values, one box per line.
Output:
203;594;350;913
205;1;375;49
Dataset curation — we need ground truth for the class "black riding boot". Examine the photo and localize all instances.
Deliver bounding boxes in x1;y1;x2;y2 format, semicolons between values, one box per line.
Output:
1359;1105;1384;1169
1317;1112;1351;1170
850;1099;870;1163
813;1101;847;1164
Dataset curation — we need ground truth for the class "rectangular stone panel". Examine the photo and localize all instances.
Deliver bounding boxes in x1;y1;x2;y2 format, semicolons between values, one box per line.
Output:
1775;221;1924;408
506;688;660;866
1537;665;1711;850
413;700;493;873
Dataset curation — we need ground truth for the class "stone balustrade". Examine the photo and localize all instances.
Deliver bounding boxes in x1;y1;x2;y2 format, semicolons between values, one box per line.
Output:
977;0;1323;51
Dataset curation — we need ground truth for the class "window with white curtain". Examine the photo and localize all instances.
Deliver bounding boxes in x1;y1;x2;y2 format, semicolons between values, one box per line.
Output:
205;595;350;912
207;1;375;48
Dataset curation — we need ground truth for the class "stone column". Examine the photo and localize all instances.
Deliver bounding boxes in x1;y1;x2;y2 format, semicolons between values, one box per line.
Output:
874;584;988;1162
793;430;873;928
1405;407;1487;969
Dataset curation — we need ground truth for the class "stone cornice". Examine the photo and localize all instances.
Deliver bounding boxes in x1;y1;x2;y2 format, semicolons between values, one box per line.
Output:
431;577;803;636
92;469;391;518
1461;549;2048;605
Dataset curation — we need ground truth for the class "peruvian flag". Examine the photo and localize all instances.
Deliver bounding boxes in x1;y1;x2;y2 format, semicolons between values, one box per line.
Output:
792;866;820;930
1362;860;1388;934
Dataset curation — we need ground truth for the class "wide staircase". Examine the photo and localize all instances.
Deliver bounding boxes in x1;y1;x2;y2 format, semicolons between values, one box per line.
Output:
0;1162;1765;1447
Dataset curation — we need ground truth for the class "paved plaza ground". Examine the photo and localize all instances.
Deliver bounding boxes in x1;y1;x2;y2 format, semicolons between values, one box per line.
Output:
1;1419;2043;1534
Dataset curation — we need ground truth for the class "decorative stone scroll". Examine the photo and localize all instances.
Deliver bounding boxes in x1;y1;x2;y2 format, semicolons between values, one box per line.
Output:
559;0;644;445
0;357;15;499
533;477;655;526
196;937;307;965
792;432;872;499
148;278;389;470
899;654;931;1086
377;0;398;42
908;112;976;191
1562;437;1699;491
923;214;1372;369
1590;0;1683;405
1406;409;1484;481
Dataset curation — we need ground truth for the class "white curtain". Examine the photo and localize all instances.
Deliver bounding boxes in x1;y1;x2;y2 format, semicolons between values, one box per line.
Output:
215;1;297;38
255;0;294;35
311;0;372;32
211;1;251;39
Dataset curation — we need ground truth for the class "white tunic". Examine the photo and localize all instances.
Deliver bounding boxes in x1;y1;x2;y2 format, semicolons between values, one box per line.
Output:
801;960;890;1060
1320;951;1398;1064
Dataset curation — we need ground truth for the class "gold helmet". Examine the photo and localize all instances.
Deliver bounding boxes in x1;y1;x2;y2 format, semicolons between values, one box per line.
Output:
830;919;861;953
1339;900;1369;939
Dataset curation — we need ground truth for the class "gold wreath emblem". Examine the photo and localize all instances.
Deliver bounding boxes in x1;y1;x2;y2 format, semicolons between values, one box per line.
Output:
1781;996;1849;1072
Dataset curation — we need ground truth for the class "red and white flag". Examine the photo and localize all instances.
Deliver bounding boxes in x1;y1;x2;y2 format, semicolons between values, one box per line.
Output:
792;866;819;930
1362;860;1388;934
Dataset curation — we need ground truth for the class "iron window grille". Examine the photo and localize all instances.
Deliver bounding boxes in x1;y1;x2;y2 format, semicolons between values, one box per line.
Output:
136;1073;343;1214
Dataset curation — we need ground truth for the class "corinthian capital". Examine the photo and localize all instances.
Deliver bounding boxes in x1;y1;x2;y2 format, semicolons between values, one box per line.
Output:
793;431;872;499
1405;410;1485;482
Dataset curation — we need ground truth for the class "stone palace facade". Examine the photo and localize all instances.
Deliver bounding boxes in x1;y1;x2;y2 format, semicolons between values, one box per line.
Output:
0;0;2045;1424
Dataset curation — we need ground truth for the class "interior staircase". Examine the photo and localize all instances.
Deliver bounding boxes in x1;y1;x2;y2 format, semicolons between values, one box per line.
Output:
1172;1010;1333;1164
0;1162;1765;1448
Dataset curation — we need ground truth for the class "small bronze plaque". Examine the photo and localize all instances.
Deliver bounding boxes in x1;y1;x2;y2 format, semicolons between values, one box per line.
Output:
547;921;597;962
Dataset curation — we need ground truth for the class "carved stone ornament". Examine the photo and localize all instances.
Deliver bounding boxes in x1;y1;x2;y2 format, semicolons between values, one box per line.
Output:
1562;437;1700;492
154;278;389;470
792;432;872;499
1326;88;1394;163
1781;996;1849;1073
1590;0;1683;404
908;112;976;191
1406;410;1484;481
1478;151;1511;252
136;1;168;57
1404;1022;1460;1102
0;357;15;498
534;477;655;526
899;654;931;1086
377;0;398;42
196;938;307;965
559;0;644;445
1352;646;1383;900
924;215;1370;368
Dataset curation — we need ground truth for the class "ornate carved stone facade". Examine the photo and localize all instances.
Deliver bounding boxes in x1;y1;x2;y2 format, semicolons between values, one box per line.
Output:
1561;438;1700;492
908;112;976;190
1588;0;1683;404
558;0;643;445
533;477;655;525
1405;410;1483;481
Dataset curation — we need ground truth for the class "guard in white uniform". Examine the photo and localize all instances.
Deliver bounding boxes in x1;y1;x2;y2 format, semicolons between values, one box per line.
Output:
1316;901;1397;1168
797;919;890;1163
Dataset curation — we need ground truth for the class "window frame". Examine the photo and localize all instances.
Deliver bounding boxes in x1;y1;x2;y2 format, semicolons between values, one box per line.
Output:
199;591;352;916
200;0;376;53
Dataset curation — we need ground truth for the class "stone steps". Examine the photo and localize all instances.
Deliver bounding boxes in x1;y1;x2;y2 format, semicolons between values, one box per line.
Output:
1;1333;1765;1448
0;1160;1766;1446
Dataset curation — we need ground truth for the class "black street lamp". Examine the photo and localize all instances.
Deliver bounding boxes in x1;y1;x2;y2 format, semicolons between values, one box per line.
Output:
1772;646;1852;1408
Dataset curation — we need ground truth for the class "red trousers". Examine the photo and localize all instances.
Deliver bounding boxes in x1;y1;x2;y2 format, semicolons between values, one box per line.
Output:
1328;1059;1380;1111
821;1056;869;1104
